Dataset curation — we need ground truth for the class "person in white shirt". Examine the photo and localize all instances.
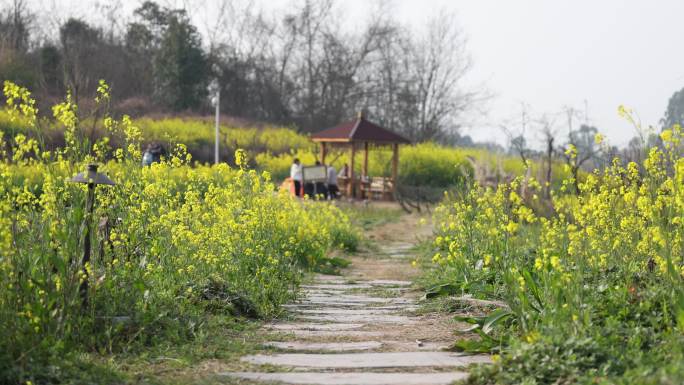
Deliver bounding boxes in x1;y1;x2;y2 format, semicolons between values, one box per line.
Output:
327;164;339;199
290;158;303;197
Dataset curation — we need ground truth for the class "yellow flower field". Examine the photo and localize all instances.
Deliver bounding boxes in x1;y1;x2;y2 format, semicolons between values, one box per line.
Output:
427;124;684;383
0;81;359;384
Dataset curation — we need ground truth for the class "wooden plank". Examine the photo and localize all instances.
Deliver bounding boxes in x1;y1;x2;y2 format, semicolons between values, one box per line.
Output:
363;141;369;177
391;143;399;189
311;138;351;143
320;142;327;164
349;142;356;197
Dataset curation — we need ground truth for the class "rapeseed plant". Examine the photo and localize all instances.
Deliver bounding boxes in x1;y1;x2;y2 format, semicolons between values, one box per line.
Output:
429;123;684;384
0;81;359;384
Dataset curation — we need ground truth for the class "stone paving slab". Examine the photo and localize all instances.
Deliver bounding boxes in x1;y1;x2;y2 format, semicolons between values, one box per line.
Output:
305;295;412;304
266;338;449;352
303;284;373;290
282;330;392;338
382;250;412;256
241;352;491;368
262;341;383;352
381;248;414;253
222;372;469;385
268;323;365;331
299;314;417;324
310;279;412;287
313;274;347;281
382;242;414;250
285;303;413;311
308;289;410;295
354;305;416;311
378;244;416;258
382;341;451;351
301;290;374;296
380;252;413;256
294;309;396;315
302;290;410;298
386;254;412;259
366;279;412;286
286;301;371;308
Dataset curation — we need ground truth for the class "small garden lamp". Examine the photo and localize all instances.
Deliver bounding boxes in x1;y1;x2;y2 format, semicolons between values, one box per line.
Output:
69;164;115;306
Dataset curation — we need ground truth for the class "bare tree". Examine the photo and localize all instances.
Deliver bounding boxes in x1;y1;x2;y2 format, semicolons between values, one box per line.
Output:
537;114;558;199
408;11;475;141
501;103;532;166
0;0;485;141
559;106;600;194
0;0;30;52
359;8;480;142
273;0;394;130
360;14;409;133
0;0;34;90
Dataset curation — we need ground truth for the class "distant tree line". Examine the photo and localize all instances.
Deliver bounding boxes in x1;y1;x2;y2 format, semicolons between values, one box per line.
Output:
0;0;484;143
498;101;680;197
498;71;684;173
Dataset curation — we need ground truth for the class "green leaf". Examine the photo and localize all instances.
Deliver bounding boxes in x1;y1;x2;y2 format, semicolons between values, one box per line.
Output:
449;336;497;353
482;308;514;334
454;314;487;325
424;283;460;299
457;323;482;333
522;269;544;311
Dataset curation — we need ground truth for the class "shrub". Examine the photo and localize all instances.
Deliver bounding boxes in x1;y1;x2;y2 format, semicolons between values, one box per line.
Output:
395;143;473;187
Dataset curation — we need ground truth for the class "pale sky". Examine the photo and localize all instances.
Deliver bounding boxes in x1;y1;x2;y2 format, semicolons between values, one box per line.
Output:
28;0;684;149
299;0;684;149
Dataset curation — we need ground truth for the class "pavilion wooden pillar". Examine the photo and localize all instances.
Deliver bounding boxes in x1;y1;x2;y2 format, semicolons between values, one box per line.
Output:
348;142;356;197
363;142;369;177
391;143;399;187
320;142;327;164
361;142;370;199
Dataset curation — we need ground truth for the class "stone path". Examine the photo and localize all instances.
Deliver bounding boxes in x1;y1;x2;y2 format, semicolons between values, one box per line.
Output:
220;212;489;385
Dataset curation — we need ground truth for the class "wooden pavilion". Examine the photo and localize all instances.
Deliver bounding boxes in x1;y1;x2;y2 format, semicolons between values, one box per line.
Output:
311;112;410;200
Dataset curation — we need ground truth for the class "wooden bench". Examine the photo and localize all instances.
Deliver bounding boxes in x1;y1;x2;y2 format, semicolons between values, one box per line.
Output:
361;177;394;201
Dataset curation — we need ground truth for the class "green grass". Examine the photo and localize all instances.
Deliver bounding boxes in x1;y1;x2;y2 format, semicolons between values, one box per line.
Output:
340;204;404;231
57;316;266;385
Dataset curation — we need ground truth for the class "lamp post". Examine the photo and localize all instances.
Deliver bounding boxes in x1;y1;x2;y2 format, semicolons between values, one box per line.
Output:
69;164;116;307
209;78;220;165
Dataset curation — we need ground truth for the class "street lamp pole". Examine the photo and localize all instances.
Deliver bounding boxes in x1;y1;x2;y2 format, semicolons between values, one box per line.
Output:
209;65;222;165
214;86;220;165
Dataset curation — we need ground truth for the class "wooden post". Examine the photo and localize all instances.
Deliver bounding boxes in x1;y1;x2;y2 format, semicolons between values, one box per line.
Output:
348;142;356;197
362;142;370;199
391;143;399;190
363;142;369;177
320;142;327;164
